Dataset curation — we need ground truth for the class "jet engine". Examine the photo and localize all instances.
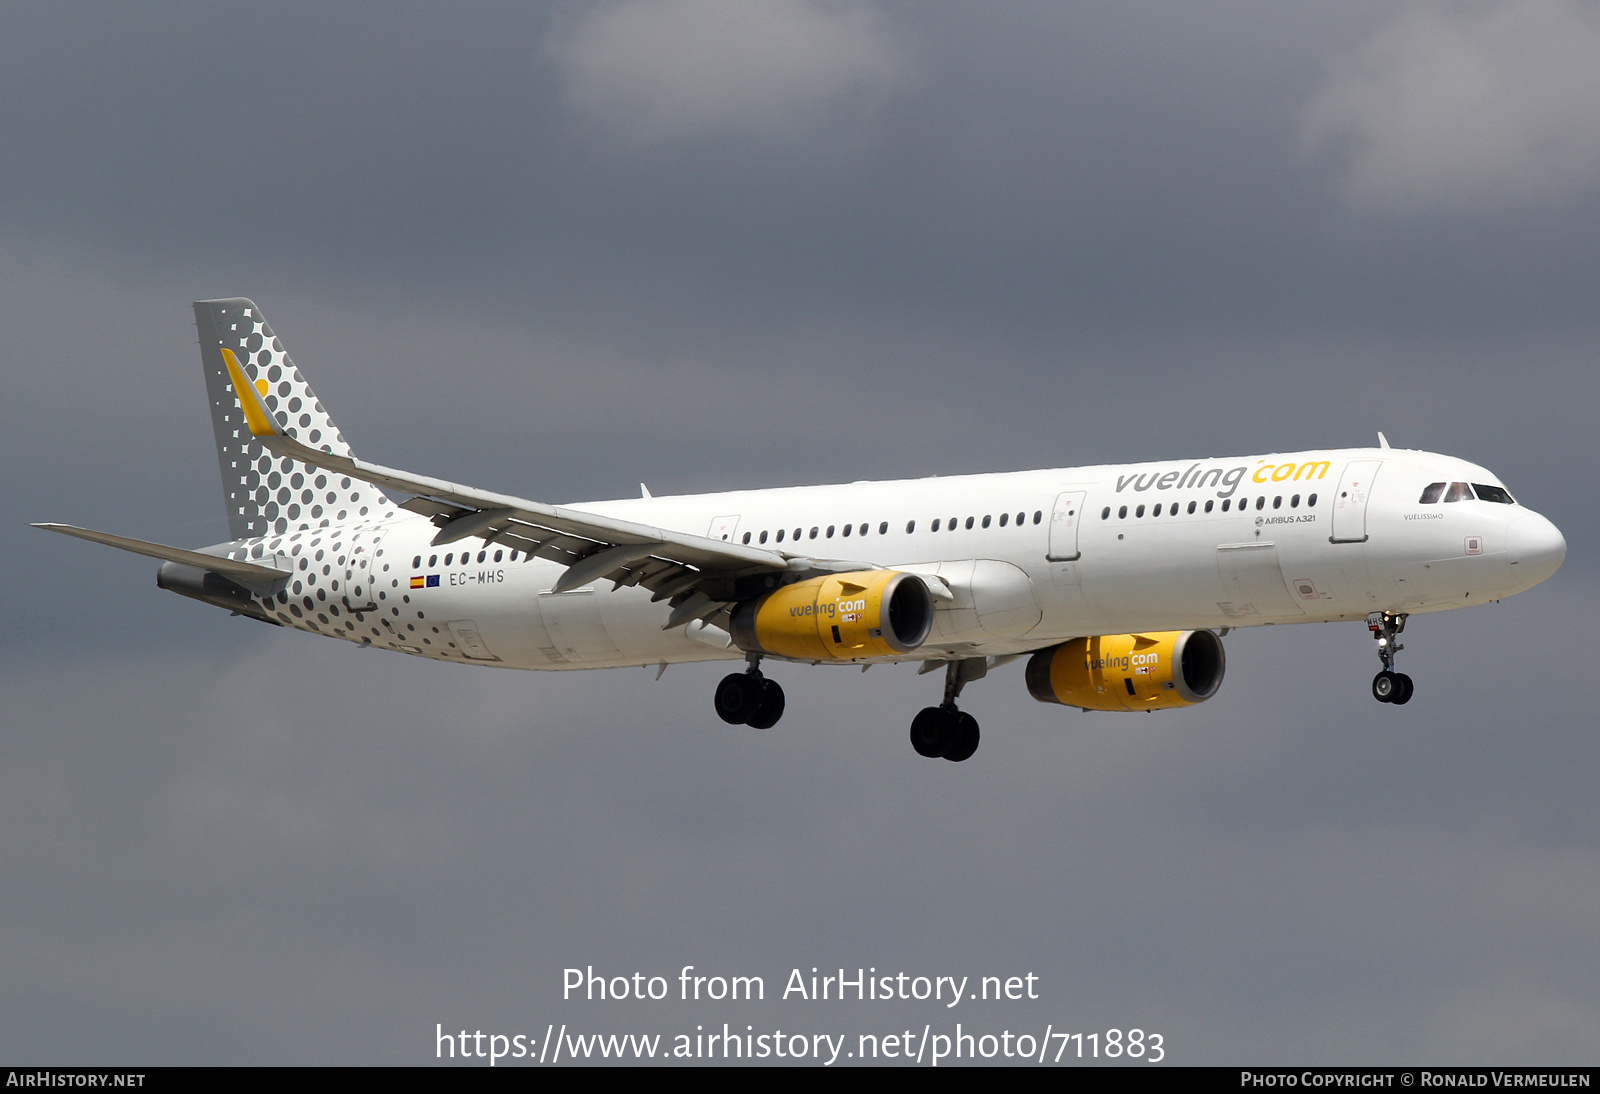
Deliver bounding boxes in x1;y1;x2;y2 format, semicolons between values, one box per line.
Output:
729;570;934;662
1025;630;1225;711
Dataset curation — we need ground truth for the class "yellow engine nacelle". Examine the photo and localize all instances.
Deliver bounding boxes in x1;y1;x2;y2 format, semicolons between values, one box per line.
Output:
1025;630;1225;712
729;570;934;662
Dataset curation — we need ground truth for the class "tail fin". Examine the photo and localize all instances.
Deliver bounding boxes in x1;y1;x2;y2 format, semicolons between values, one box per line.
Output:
193;298;387;539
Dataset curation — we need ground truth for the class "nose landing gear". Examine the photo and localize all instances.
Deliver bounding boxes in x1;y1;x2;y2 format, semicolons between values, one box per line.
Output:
714;653;786;728
909;659;984;762
1368;611;1414;705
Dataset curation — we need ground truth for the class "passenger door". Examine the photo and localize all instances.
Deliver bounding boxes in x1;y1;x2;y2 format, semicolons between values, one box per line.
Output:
1046;490;1088;561
1331;460;1382;543
342;531;379;613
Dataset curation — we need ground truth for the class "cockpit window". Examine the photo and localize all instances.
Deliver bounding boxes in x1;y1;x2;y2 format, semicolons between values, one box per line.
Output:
1419;482;1446;504
1443;482;1474;503
1472;483;1514;504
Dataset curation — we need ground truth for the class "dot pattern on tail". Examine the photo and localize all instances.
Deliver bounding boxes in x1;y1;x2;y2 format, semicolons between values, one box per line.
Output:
193;298;389;540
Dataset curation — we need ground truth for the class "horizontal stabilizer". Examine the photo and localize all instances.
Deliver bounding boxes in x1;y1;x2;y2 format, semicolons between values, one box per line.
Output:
32;523;291;593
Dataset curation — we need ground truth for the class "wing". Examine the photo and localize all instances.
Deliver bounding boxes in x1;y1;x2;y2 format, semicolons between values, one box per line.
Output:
219;348;794;627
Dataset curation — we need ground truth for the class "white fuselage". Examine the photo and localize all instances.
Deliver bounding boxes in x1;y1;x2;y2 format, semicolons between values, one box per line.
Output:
230;447;1564;670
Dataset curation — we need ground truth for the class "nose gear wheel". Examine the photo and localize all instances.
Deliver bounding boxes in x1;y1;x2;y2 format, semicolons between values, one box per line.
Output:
1368;612;1415;705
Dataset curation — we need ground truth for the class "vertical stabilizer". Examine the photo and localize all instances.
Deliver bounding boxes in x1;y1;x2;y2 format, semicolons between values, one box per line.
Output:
194;298;387;539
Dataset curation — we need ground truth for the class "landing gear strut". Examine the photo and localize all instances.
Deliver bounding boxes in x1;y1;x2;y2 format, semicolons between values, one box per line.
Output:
1368;611;1414;706
909;660;983;762
715;653;785;729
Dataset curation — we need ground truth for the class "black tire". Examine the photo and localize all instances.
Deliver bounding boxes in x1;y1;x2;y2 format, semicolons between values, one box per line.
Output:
910;706;955;758
943;711;980;762
1372;670;1398;703
714;673;761;725
746;679;786;729
1391;673;1414;706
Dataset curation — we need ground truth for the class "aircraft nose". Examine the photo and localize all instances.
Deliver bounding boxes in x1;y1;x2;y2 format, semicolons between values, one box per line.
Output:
1506;512;1566;590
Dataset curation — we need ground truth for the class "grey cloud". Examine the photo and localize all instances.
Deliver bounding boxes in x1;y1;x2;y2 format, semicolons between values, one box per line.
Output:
551;0;907;146
1304;0;1600;208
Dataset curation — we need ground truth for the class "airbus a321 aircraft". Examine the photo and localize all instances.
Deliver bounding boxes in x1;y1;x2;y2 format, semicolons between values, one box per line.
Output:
38;300;1567;762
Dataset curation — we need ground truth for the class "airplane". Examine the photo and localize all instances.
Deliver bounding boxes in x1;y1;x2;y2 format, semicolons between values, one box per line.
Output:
36;299;1567;762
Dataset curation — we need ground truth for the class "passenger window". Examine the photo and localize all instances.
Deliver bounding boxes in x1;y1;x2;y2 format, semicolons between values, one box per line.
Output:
841;524;851;537
825;525;835;538
1204;500;1214;513
1419;482;1446;504
1444;482;1473;503
1016;512;1025;525
965;516;975;530
1001;512;1011;526
905;521;915;533
1256;497;1266;510
776;529;785;542
932;518;941;532
1473;483;1515;504
1169;503;1178;516
1187;501;1196;514
412;555;422;569
949;516;958;529
879;522;888;535
510;551;519;562
478;551;487;563
1033;511;1043;524
1152;503;1161;518
793;529;801;540
1221;500;1230;512
1273;496;1282;509
1308;494;1317;507
444;553;454;566
981;515;991;528
1118;505;1128;519
1136;504;1146;518
494;550;503;562
809;527;819;539
1290;495;1300;508
742;532;751;544
759;531;768;544
1101;507;1110;520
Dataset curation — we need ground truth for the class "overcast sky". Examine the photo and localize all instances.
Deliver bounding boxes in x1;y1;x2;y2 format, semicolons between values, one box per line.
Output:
2;1;1596;1065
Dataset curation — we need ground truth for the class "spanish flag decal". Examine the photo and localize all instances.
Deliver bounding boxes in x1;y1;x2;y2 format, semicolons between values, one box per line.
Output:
410;576;426;589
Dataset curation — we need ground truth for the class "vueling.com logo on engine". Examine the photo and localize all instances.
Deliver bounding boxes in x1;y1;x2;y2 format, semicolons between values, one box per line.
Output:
788;598;868;621
1086;652;1159;672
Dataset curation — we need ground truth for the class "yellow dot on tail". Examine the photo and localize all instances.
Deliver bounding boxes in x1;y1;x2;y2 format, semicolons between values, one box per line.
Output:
255;379;269;396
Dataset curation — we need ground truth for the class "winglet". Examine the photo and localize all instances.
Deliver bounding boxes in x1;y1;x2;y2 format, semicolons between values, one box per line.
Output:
1377;431;1391;449
220;346;280;438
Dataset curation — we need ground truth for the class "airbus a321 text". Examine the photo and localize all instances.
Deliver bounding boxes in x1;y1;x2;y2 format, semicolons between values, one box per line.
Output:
38;300;1567;762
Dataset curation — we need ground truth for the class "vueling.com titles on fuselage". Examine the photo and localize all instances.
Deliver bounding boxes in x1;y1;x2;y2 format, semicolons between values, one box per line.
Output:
1114;459;1331;500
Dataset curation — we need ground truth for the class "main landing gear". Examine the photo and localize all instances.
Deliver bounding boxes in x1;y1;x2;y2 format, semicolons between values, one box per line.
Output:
909;659;984;763
1368;611;1415;706
714;654;786;729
